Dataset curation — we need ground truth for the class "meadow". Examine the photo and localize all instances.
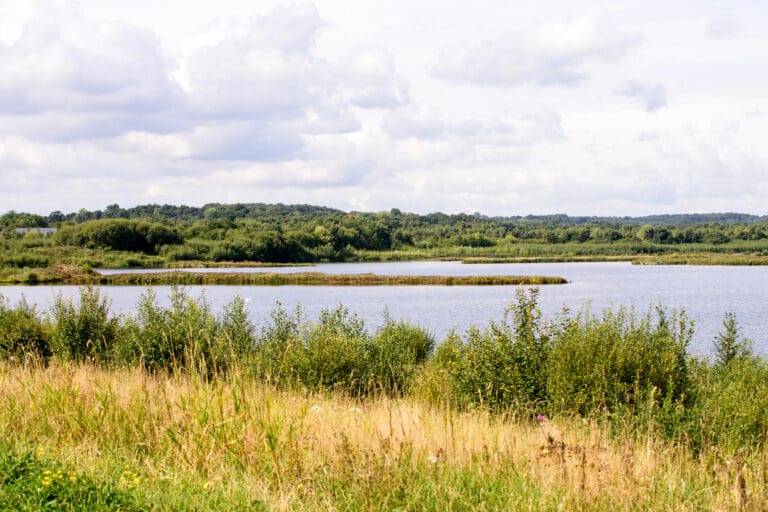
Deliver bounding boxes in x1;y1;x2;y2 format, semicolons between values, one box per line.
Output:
1;286;767;510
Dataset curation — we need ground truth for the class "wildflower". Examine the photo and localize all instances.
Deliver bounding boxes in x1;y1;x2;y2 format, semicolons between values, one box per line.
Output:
536;414;544;422
348;406;362;414
309;405;322;414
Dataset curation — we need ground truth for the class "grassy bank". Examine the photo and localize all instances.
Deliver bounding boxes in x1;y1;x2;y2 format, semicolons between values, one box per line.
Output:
633;253;768;265
2;362;765;511
2;287;768;509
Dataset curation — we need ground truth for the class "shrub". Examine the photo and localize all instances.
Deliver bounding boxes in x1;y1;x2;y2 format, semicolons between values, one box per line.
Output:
116;287;231;375
546;306;693;416
48;287;119;364
219;296;256;360
253;304;371;394
712;311;752;367
697;357;768;449
430;288;553;412
0;295;51;362
367;316;435;395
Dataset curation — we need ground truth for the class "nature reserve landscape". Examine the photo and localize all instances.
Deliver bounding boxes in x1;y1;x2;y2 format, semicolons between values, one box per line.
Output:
2;0;768;510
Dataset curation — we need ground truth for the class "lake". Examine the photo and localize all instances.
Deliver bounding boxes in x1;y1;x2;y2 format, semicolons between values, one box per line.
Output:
2;261;767;356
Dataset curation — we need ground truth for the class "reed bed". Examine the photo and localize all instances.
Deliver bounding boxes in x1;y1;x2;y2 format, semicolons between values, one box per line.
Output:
92;272;568;286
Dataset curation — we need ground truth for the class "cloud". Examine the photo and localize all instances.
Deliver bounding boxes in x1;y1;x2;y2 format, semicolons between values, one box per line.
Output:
705;18;740;39
0;0;370;165
383;107;564;146
433;10;640;87
0;1;182;129
183;4;332;123
341;46;409;108
619;81;668;112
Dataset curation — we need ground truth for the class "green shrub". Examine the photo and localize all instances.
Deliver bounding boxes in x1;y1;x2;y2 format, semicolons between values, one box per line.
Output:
367;317;435;395
48;287;119;364
0;295;50;362
430;288;553;412
116;287;231;375
546;306;693;416
696;357;768;449
253;304;371;394
219;296;256;360
712;311;752;367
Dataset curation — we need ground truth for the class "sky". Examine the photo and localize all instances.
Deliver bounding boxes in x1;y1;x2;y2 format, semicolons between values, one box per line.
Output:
1;0;767;217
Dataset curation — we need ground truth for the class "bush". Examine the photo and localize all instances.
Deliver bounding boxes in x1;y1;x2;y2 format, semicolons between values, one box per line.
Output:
430;288;553;412
712;311;752;367
546;306;693;416
116;287;240;375
253;304;371;394
0;295;50;362
696;357;768;449
48;287;119;364
367;316;435;395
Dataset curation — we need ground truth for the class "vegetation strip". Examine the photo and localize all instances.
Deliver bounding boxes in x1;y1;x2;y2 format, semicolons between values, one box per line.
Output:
94;272;567;286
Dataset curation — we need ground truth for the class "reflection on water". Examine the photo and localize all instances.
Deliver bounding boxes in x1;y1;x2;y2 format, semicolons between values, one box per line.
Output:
5;262;768;356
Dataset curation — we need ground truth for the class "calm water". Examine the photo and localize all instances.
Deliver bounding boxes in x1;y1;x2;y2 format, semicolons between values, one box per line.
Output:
3;261;768;356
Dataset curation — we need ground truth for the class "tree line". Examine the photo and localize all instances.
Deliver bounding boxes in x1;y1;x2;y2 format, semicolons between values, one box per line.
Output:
3;203;768;264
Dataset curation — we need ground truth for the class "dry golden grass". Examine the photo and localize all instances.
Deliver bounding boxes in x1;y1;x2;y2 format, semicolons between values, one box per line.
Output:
1;362;766;511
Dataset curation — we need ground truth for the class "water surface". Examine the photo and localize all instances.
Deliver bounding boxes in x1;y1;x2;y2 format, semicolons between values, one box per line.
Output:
5;262;768;356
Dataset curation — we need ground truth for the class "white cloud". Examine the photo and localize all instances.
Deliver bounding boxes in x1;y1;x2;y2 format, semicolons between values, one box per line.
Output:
383;107;563;147
433;10;640;87
619;81;668;112
340;46;409;108
0;0;182;129
705;17;740;38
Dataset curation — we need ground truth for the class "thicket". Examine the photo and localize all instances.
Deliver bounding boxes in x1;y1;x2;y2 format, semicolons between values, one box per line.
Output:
0;287;765;452
56;219;183;254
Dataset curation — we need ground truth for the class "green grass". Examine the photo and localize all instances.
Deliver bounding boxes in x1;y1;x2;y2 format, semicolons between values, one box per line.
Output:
0;445;148;511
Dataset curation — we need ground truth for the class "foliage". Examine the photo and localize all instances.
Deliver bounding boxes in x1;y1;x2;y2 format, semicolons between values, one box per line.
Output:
546;306;692;415
0;445;147;512
116;287;251;375
6;202;768;271
0;295;50;361
48;287;118;364
253;304;371;393
56;218;182;254
712;311;753;367
4;286;768;454
429;288;553;412
367;316;435;395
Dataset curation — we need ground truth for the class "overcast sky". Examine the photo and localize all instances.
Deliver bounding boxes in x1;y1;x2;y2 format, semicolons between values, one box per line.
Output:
1;0;767;216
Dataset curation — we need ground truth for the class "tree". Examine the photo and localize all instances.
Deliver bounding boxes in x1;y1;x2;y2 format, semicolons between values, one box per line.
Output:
713;312;752;367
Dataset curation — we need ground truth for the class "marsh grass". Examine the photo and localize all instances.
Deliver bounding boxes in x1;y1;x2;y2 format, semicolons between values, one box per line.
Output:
2;362;767;511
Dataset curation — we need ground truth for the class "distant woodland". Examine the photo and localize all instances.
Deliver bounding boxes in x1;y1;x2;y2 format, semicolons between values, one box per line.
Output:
3;203;768;281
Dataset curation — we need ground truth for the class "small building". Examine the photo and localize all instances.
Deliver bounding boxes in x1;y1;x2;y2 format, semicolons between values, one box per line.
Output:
14;227;58;235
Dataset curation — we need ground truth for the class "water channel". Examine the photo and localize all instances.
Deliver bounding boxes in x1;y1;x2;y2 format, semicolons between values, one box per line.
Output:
2;261;767;356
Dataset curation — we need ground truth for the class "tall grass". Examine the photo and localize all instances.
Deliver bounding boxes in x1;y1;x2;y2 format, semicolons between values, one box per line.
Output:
1;286;767;444
1;363;767;511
